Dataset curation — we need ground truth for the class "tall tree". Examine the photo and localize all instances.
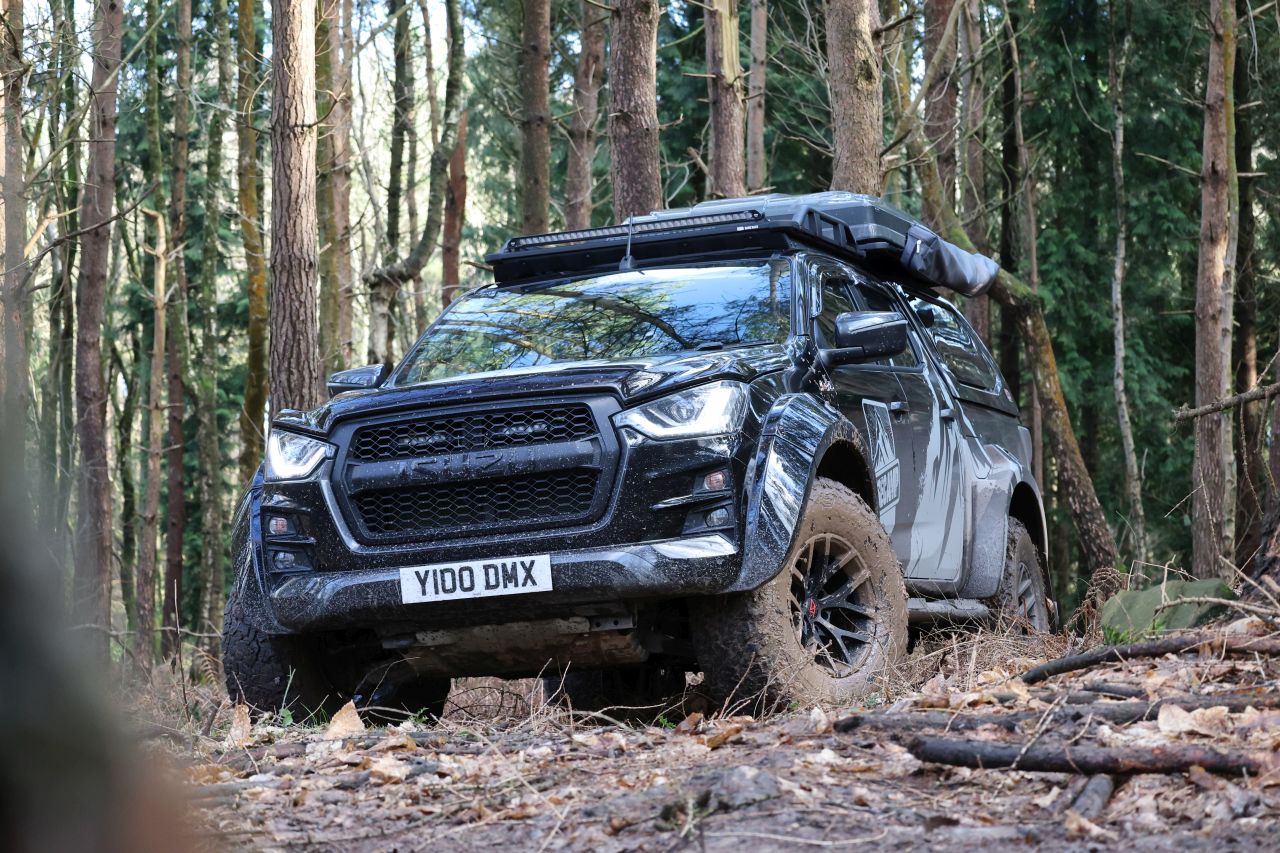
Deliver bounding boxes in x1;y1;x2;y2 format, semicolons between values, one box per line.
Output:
520;0;552;232
73;0;124;653
564;0;604;229
162;0;194;660
442;110;468;306
271;0;326;413
197;0;233;645
608;0;663;219
958;0;988;340
1191;0;1237;579
237;0;270;484
826;0;882;194
0;0;25;451
922;0;957;220
1105;8;1147;565
745;0;768;193
317;1;341;372
705;0;746;198
335;0;355;365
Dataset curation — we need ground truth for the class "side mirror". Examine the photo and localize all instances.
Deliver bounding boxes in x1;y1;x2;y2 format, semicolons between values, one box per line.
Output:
821;311;909;367
327;363;390;398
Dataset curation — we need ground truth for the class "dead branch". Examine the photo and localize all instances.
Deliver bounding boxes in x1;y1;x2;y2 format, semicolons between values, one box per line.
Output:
1173;380;1280;422
1067;774;1115;819
1021;633;1280;684
907;735;1274;777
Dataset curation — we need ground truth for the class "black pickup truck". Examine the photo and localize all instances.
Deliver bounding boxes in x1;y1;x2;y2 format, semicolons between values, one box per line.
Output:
223;192;1051;717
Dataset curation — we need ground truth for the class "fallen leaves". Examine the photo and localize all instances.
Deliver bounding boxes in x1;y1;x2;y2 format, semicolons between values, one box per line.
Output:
222;704;253;750
323;701;366;739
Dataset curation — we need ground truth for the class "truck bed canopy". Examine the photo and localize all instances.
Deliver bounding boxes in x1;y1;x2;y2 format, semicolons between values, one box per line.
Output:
485;192;1001;298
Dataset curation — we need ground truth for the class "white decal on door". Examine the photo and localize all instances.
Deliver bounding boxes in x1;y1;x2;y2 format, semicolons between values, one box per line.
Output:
862;400;900;514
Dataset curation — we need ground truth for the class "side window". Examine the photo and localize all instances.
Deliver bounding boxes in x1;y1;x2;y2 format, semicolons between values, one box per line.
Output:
910;296;999;390
855;284;919;368
813;272;858;350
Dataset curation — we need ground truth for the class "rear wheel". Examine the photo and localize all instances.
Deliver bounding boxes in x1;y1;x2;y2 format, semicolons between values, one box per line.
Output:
989;519;1052;633
691;478;907;711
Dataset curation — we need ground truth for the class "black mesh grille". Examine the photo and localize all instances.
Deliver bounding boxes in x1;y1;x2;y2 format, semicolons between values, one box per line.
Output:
352;470;600;536
350;405;597;461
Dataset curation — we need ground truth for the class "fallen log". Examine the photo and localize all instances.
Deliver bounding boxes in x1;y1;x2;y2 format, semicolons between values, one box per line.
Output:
1021;634;1280;684
1067;774;1114;819
907;736;1274;777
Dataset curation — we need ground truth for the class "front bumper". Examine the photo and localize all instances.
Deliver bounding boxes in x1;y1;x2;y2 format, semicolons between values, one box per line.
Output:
265;532;741;633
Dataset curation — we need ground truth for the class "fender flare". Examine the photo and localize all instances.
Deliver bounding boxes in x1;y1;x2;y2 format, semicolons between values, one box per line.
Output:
226;469;293;635
727;394;877;593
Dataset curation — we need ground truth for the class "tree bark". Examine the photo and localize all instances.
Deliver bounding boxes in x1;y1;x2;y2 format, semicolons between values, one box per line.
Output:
442;110;467;307
162;0;194;661
958;0;988;339
364;0;464;340
608;0;663;220
705;0;746;198
1192;0;1237;580
335;0;355;366
136;210;169;676
1106;15;1147;566
238;0;270;484
1232;1;1262;569
922;0;957;221
111;335;140;632
317;0;341;373
745;0;767;193
197;0;233;649
565;0;604;230
270;0;325;413
0;0;25;454
826;0;882;194
73;0;124;657
520;0;552;233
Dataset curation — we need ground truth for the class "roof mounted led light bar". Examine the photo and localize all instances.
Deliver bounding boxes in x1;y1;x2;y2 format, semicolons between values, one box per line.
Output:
503;208;765;252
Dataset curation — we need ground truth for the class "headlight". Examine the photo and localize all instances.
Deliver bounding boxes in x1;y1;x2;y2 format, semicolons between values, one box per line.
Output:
264;429;333;482
614;381;749;440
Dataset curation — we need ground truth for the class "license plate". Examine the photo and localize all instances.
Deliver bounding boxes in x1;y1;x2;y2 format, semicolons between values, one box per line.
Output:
399;554;552;604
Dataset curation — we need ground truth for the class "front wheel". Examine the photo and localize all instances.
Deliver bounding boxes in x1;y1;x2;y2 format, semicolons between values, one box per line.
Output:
691;478;908;712
988;518;1052;633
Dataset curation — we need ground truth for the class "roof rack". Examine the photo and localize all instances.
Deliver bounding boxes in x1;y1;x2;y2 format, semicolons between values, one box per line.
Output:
485;192;1000;297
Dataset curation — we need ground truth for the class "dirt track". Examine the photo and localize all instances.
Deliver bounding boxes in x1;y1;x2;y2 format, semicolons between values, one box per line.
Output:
185;631;1280;851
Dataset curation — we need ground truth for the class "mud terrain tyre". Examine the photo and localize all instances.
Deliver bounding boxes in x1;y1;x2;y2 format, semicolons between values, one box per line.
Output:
222;588;338;717
989;519;1052;632
691;478;907;711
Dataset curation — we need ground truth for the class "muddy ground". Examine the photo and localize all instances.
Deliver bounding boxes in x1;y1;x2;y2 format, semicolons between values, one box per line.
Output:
174;628;1280;851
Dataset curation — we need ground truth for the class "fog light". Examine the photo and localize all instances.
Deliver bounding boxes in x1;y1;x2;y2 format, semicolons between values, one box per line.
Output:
267;515;292;536
273;551;297;569
702;469;728;492
705;507;730;527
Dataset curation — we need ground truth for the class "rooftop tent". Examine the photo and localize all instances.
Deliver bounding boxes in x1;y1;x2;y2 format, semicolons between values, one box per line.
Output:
487;192;1001;297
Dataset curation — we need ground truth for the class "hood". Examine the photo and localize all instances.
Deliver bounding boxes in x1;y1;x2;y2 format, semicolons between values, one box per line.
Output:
274;344;792;436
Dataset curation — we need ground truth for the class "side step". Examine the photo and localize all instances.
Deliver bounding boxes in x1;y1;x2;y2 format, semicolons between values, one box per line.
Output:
907;597;991;624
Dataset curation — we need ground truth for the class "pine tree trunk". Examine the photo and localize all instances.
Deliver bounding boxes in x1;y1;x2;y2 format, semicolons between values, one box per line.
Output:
442;110;468;307
826;0;881;195
958;0;988;339
1191;0;1236;580
608;0;663;220
197;0;233;649
745;0;767;193
335;0;355;366
112;336;139;632
317;1;341;373
705;0;745;198
1232;2;1262;569
922;0;956;221
271;0;325;414
520;0;552;233
565;0;604;230
238;0;270;485
162;0;194;661
73;0;124;658
0;0;25;452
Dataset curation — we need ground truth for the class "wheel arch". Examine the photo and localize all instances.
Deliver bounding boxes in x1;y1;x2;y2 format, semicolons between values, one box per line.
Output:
1008;480;1052;601
815;439;878;516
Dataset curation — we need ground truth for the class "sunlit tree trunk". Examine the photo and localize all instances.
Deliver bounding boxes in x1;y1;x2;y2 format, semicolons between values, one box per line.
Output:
442;111;468;307
826;0;881;194
73;0;124;658
745;0;767;193
238;0;270;484
1191;0;1237;580
705;0;745;198
270;0;326;413
0;0;25;454
335;0;355;365
608;0;663;220
318;1;341;372
565;0;604;229
520;0;552;232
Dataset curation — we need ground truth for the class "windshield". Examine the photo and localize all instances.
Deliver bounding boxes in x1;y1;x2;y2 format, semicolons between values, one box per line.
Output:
394;260;792;386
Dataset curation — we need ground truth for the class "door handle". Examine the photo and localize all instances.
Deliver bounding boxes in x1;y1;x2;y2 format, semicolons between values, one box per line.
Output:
939;407;956;421
888;401;910;418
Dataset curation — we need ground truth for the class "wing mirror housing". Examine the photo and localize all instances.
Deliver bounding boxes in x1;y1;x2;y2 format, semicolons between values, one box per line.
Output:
820;311;909;368
327;363;390;398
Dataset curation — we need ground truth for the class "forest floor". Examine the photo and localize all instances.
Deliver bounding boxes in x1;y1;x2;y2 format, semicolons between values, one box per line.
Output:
155;623;1280;851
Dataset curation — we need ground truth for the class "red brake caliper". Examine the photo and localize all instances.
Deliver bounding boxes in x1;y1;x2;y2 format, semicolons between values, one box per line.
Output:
807;598;818;618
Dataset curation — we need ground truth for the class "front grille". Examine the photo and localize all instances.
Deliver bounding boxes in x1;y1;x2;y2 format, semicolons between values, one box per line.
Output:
352;469;600;537
350;404;597;461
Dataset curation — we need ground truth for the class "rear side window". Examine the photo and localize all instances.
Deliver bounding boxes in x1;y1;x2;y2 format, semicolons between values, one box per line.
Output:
910;296;999;390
